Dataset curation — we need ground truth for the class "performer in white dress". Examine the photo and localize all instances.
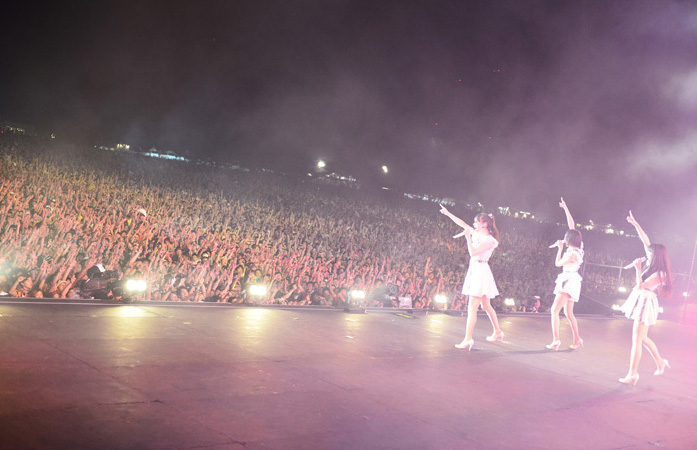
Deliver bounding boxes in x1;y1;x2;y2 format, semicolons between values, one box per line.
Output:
546;197;584;351
439;205;503;350
618;211;673;386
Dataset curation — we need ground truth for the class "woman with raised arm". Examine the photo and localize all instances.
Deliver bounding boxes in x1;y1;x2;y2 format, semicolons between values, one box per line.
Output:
546;197;584;351
618;211;673;386
439;205;503;350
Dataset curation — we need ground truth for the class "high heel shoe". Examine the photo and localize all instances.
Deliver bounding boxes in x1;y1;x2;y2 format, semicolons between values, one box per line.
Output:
618;374;640;386
486;331;504;342
545;340;561;351
455;339;474;351
654;359;671;376
569;338;584;350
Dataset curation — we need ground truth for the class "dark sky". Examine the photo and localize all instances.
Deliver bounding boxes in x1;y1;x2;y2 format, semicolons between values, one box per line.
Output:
2;0;697;238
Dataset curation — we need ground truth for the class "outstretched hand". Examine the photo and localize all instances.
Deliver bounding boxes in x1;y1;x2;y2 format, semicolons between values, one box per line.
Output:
559;197;567;210
626;210;637;226
439;204;449;215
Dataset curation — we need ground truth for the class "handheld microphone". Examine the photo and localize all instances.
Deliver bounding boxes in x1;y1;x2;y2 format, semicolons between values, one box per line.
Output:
623;257;646;270
548;243;558;248
453;230;467;239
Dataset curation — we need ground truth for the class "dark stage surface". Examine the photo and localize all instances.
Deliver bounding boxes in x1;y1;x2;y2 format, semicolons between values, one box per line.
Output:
1;300;696;449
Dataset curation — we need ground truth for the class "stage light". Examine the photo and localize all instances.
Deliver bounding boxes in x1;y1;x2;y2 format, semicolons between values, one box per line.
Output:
434;294;447;304
683;291;689;297
381;165;388;174
249;284;267;296
317;160;326;169
349;290;365;299
125;279;147;292
504;298;515;307
618;286;627;293
612;304;621;311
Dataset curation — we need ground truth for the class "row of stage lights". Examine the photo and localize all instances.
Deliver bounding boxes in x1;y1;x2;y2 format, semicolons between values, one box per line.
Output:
122;280;693;311
245;284;518;310
317;160;389;174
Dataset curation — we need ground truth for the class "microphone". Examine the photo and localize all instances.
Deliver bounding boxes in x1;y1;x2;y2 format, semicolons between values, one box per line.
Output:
548;243;559;248
623;257;646;270
453;230;467;239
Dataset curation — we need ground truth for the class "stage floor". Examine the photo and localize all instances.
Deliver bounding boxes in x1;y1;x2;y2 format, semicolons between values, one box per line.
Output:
1;300;696;449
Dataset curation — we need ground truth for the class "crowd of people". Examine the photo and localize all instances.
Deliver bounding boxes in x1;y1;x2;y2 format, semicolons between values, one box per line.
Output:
0;135;685;312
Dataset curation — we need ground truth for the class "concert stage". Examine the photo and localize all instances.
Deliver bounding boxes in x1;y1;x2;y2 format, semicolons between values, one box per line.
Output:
1;299;696;449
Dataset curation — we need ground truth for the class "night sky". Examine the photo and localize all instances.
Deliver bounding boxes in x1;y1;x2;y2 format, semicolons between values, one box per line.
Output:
2;0;697;237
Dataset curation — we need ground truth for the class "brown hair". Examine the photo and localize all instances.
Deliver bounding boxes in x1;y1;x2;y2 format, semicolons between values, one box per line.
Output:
475;213;499;242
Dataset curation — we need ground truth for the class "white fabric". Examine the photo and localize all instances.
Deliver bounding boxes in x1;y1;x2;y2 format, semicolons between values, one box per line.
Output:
620;271;665;326
461;234;499;298
560;247;583;273
470;232;497;262
553;246;583;302
553;272;583;302
621;288;659;326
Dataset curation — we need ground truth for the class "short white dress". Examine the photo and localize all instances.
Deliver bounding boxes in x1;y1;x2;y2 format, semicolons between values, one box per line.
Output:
620;270;665;326
461;233;499;298
553;247;584;302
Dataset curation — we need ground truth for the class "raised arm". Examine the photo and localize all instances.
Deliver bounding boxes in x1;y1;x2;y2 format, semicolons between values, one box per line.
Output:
559;197;575;230
626;210;651;250
439;204;473;233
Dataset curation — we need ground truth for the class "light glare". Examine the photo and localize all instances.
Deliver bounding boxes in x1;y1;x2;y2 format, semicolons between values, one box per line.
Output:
349;290;365;299
126;279;147;292
249;284;267;296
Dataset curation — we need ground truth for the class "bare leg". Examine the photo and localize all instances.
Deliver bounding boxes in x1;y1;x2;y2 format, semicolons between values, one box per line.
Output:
480;295;502;335
550;293;566;342
642;335;664;370
563;300;581;344
627;321;649;377
464;295;482;341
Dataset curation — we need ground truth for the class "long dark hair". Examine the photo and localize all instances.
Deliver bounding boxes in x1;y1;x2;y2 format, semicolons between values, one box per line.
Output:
475;213;499;242
642;243;673;298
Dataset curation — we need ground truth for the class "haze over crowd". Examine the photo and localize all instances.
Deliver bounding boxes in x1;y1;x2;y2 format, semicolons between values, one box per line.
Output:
2;1;696;236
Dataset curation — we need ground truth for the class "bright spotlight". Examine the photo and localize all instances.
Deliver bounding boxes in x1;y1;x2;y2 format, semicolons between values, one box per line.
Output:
612;304;621;311
381;165;388;174
683;291;689;298
125;279;147;292
504;298;515;307
317;160;326;169
249;284;267;297
618;286;627;293
349;290;365;299
434;294;447;304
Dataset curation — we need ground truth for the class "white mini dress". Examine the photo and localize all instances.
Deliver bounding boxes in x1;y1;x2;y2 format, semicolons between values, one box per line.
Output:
553;247;584;302
461;233;499;298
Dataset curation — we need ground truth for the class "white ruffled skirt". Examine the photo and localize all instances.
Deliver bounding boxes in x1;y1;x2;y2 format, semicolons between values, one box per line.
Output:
553;271;583;302
462;261;499;298
620;288;659;326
